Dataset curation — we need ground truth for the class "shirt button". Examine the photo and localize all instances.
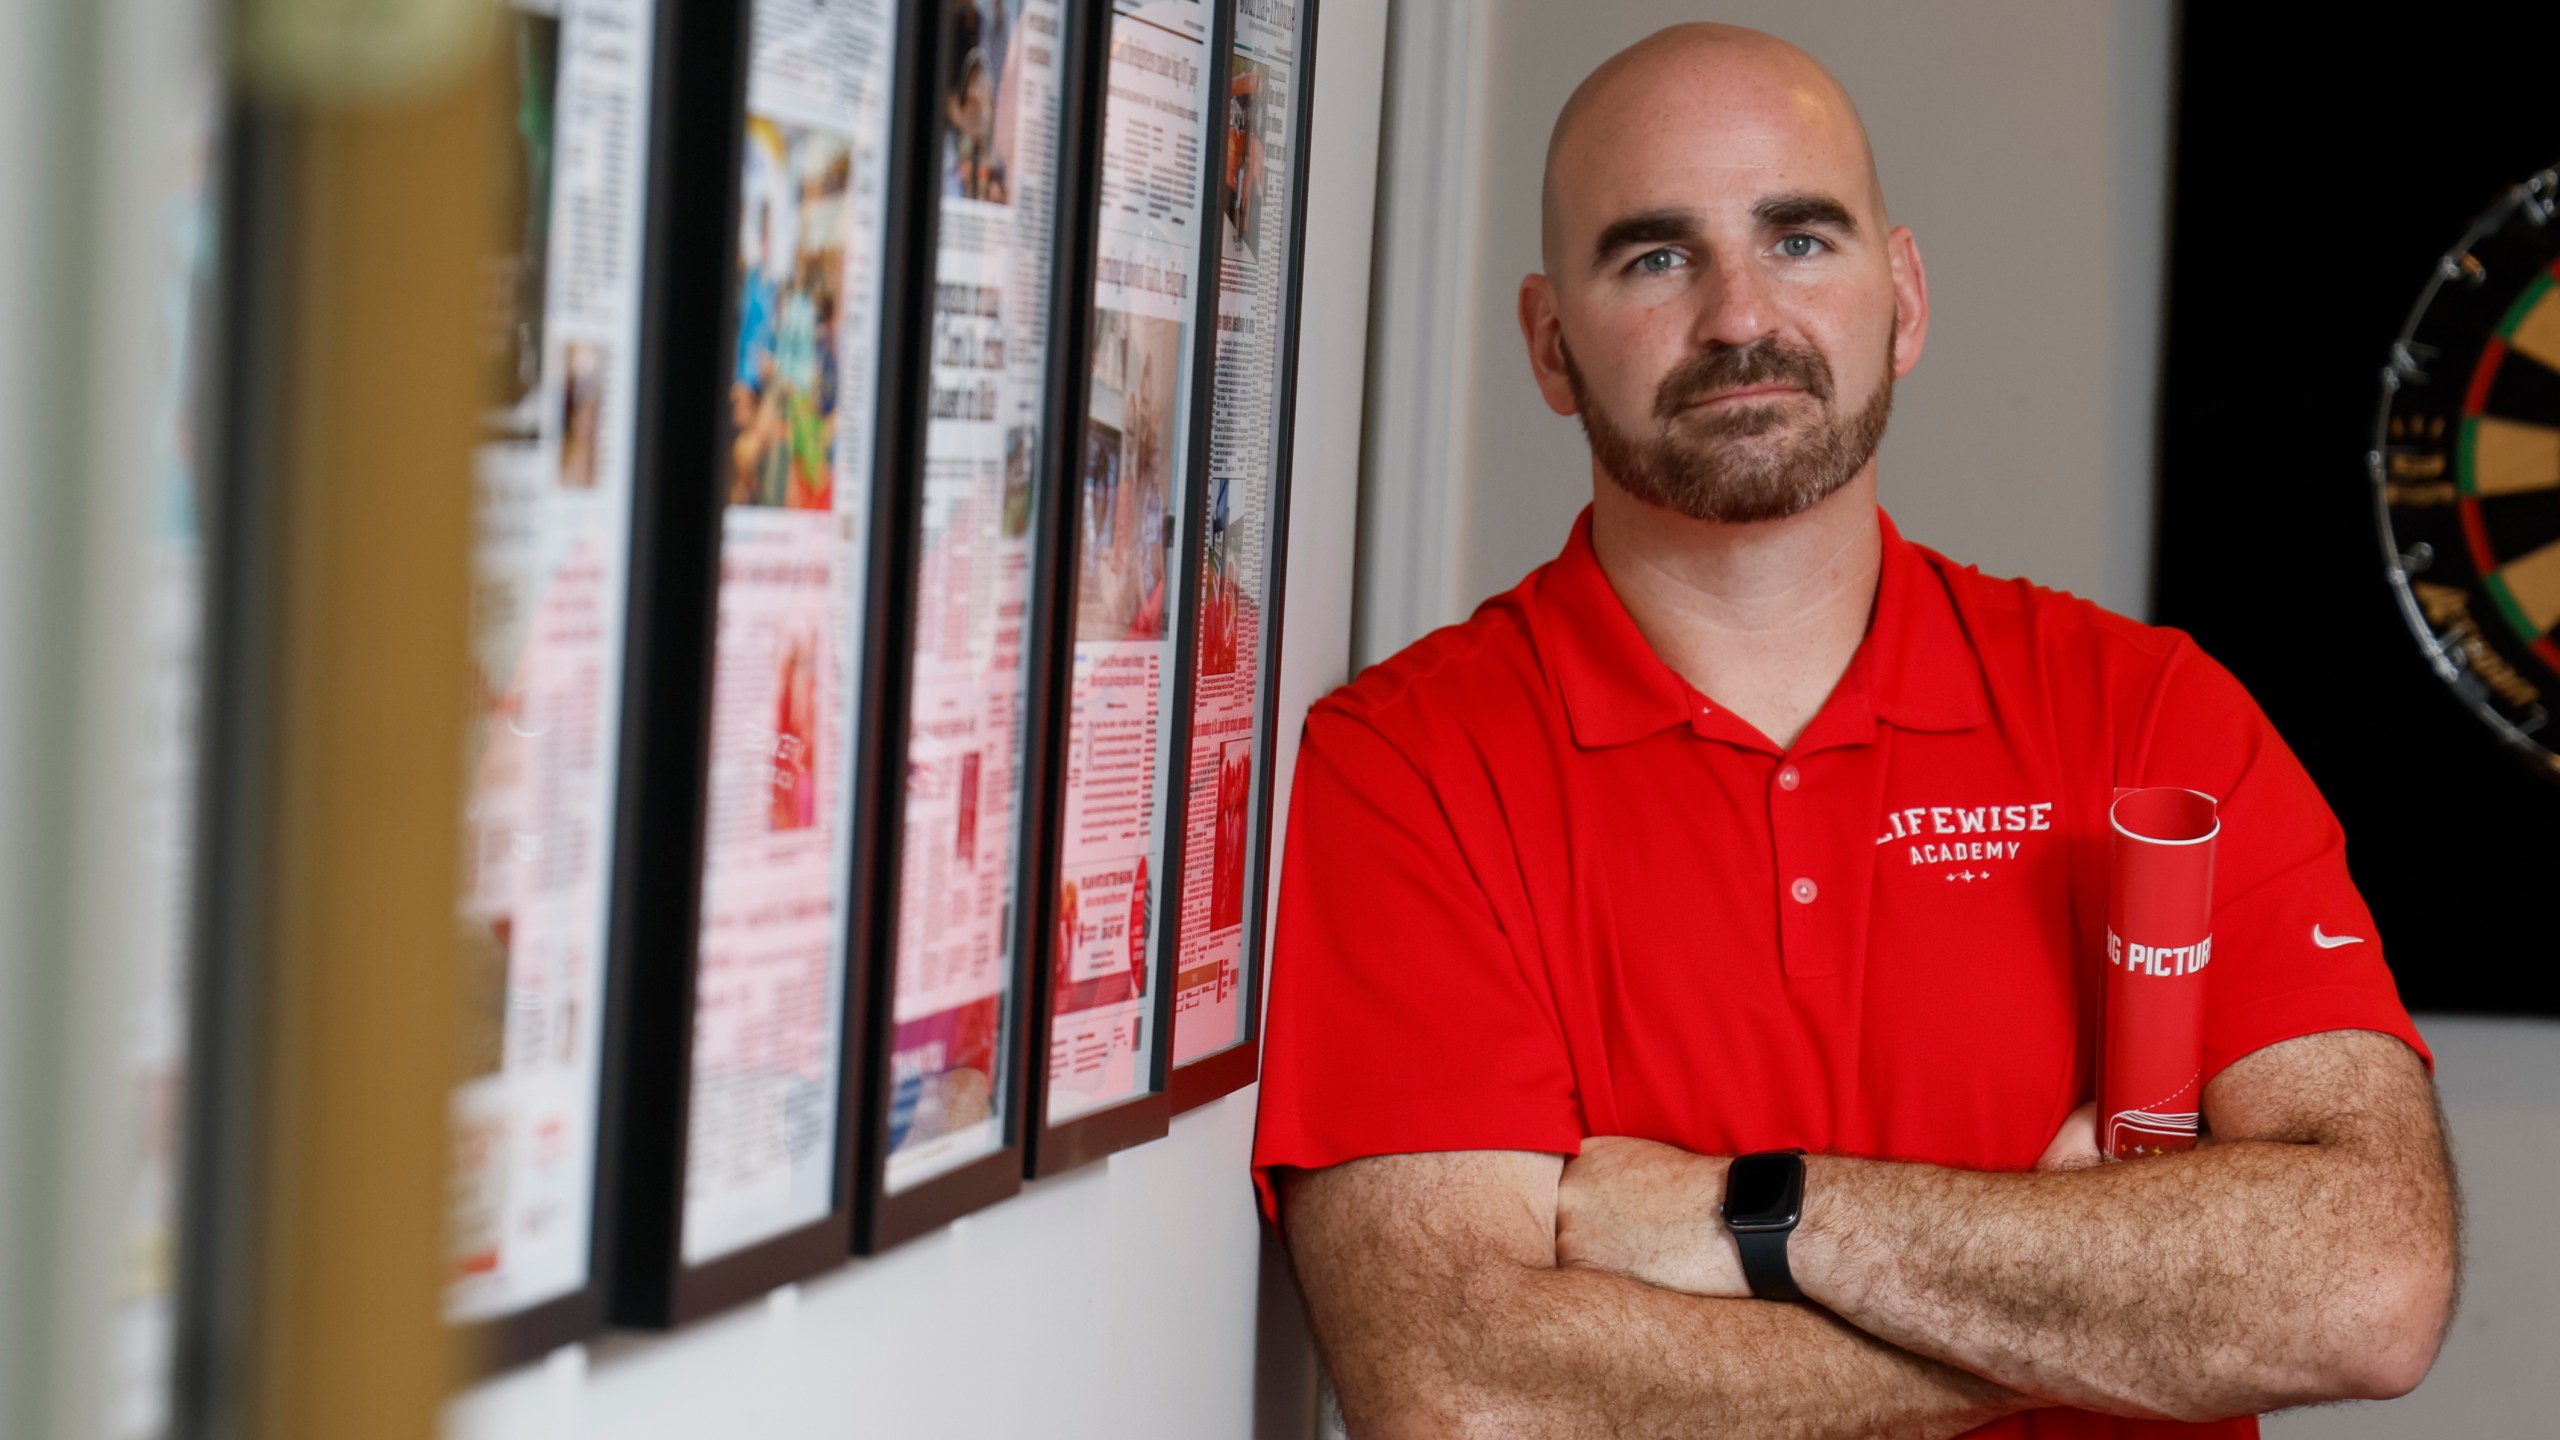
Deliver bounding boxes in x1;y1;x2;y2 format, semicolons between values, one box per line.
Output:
1777;764;1800;791
1790;877;1818;905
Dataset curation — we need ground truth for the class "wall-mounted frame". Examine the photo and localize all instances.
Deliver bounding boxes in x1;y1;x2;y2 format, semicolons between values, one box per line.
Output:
851;0;1106;1252
132;17;230;1434
1019;0;1235;1177
610;0;921;1326
1166;0;1319;1114
442;0;677;1365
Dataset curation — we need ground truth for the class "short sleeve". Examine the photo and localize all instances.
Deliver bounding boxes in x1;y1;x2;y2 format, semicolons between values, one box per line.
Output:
2130;643;2431;1084
1249;701;1582;1224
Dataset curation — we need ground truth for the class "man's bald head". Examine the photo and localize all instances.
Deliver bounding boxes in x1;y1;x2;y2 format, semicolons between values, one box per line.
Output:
1540;25;1885;279
1515;23;1926;526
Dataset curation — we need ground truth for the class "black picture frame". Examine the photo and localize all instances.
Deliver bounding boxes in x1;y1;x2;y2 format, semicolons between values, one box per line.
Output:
607;0;925;1326
1019;0;1237;1177
176;76;276;1440
851;0;1109;1253
434;0;695;1369
1166;0;1320;1117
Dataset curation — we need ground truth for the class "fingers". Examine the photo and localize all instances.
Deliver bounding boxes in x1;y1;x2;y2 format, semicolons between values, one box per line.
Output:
2035;1102;2104;1173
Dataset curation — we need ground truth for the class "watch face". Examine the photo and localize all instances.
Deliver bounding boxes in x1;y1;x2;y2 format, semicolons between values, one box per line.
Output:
1724;1154;1801;1228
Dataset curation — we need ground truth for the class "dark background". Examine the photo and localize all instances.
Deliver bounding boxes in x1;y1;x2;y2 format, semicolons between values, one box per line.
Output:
2154;8;2560;1015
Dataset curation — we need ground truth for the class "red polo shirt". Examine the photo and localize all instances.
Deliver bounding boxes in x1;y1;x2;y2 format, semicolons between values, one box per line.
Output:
1252;507;2427;1440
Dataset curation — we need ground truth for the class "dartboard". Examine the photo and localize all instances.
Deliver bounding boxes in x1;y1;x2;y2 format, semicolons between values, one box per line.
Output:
2373;162;2560;780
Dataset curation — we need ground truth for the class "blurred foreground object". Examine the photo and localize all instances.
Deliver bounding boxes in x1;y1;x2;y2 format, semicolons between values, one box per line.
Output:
175;14;501;1438
240;0;489;105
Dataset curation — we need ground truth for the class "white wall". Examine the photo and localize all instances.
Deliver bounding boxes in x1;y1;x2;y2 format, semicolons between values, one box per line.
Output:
453;1096;1275;1440
444;2;1388;1436
0;0;39;1423
1359;0;2172;663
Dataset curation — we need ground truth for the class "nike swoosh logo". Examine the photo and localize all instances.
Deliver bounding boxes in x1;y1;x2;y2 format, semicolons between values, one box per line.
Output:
2311;926;2365;949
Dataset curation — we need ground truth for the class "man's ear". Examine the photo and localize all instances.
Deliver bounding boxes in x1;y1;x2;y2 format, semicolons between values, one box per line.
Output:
1519;273;1581;417
1886;227;1930;379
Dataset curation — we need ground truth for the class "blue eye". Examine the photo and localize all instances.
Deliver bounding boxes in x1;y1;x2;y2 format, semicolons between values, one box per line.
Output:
1776;233;1828;259
1633;248;1686;276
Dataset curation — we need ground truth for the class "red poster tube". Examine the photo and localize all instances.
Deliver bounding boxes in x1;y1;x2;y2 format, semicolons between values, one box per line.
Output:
2101;787;2218;1160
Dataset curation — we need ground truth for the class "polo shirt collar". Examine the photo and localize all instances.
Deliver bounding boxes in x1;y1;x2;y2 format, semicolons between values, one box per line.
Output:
1535;505;1989;751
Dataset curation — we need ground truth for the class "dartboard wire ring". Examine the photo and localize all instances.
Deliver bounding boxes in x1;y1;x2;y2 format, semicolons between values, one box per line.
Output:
2370;161;2560;781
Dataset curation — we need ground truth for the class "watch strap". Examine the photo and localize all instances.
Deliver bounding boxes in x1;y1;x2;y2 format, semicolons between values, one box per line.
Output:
1734;1224;1803;1302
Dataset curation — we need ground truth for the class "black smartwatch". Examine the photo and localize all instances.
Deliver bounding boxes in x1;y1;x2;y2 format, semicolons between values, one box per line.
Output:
1721;1150;1807;1302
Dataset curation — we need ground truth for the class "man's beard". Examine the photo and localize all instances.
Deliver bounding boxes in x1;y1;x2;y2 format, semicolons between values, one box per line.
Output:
1562;331;1895;524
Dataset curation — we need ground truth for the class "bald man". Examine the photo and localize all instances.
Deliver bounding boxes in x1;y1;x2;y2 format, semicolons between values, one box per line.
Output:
1250;25;2457;1440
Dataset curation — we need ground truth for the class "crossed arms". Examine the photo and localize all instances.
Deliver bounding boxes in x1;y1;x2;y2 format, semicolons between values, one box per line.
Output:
1279;1029;2458;1439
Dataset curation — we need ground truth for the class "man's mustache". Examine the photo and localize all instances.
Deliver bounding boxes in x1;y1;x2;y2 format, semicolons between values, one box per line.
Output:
1653;339;1835;422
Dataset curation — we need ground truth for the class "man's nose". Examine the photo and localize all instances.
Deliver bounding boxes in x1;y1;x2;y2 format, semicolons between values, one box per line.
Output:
1692;255;1779;350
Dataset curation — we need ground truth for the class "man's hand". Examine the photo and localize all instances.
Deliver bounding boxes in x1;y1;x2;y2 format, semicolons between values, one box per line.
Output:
1555;1137;1745;1296
2034;1102;2103;1172
1562;1105;2104;1296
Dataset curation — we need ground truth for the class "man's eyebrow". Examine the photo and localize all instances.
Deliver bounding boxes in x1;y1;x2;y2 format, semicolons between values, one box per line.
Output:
1755;192;1860;236
1589;209;1701;269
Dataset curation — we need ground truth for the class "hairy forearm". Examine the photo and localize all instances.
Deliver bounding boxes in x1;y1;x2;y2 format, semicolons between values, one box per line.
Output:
1791;1044;2456;1419
1312;1258;2028;1440
1284;1152;2032;1440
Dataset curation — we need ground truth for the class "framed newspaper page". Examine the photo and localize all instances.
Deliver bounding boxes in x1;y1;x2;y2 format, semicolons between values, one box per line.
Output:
1165;0;1317;1114
1020;0;1233;1177
440;0;679;1363
608;0;920;1325
851;0;1104;1252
